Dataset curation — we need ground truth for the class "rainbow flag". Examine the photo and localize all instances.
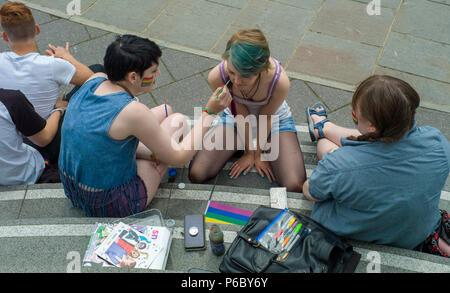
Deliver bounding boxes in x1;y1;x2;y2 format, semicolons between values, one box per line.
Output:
205;201;253;226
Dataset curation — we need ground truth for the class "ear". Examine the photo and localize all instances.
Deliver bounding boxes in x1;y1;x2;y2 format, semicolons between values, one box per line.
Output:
367;123;377;134
2;32;9;43
35;24;40;36
126;71;139;84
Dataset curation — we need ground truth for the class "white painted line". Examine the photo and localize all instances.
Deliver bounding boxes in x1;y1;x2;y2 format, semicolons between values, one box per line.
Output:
26;189;66;200
0;224;93;238
0;190;25;202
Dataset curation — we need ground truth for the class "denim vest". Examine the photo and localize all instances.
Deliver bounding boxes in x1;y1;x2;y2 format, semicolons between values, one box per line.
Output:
59;77;138;190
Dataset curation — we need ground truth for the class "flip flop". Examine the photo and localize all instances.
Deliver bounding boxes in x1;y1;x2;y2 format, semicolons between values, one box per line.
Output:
305;103;329;142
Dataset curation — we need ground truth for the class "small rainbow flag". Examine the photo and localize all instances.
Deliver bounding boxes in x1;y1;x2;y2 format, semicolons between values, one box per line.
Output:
205;201;253;226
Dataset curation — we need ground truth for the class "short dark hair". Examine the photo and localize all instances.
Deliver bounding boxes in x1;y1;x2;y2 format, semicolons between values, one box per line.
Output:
0;2;36;42
349;75;420;143
104;35;162;82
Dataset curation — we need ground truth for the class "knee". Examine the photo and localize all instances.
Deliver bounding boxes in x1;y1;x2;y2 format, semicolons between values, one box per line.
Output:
282;178;304;193
188;163;209;184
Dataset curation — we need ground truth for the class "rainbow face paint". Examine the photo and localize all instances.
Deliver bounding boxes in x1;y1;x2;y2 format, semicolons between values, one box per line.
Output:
351;111;358;125
141;77;154;87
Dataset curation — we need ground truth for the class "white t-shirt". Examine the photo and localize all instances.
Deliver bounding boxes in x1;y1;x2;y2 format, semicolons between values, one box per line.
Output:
0;52;76;119
0;89;46;185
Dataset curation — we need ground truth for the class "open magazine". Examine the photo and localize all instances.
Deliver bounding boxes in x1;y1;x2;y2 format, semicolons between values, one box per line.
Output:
83;222;172;270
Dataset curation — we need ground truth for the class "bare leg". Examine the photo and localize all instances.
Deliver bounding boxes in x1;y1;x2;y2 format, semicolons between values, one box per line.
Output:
189;125;243;183
137;113;188;206
269;132;306;192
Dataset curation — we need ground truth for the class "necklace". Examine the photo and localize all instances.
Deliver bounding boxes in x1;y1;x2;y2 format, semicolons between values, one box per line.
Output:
239;73;261;101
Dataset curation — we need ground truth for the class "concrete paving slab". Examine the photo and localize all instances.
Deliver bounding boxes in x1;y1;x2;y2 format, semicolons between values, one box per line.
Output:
161;48;217;81
146;0;240;51
233;0;315;42
288;32;380;85
285;79;322;124
373;66;450;113
379;32;450;84
36;18;92;53
151;74;213;117
272;0;323;10
211;24;299;65
355;0;401;9
393;0;450;45
82;0;168;33
310;0;395;46
206;0;248;9
70;33;115;67
306;81;353;111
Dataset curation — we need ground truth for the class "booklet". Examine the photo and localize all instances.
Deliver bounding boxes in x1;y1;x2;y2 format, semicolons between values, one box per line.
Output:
93;222;164;269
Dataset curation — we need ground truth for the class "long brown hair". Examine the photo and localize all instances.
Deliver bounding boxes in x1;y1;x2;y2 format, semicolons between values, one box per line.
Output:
348;75;420;143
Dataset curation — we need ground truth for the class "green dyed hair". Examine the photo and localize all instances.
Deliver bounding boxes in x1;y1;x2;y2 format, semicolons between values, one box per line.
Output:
222;29;271;76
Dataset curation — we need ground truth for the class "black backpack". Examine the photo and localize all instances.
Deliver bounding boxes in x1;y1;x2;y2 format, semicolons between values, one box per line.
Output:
219;206;361;273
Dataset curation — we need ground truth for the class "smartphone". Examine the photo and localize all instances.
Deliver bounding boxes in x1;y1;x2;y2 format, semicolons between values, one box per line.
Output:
184;214;206;251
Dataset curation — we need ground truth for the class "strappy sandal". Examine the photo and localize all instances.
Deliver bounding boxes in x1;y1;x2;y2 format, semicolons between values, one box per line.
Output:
305;103;329;142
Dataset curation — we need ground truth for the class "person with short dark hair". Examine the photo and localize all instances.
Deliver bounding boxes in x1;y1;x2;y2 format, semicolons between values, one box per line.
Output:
59;35;232;217
303;75;450;255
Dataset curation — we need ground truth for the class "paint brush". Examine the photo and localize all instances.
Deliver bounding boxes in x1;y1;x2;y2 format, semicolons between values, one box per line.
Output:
215;80;231;99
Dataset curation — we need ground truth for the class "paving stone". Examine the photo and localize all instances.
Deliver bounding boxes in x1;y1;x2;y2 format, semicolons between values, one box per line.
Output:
306;81;353;111
85;25;110;39
31;8;59;25
82;0;167;32
288;32;380;85
285;79;322;125
272;0;323;10
146;0;240;51
27;0;97;14
416;108;450;141
151;74;213;117
393;0;450;45
355;0;401;9
310;0;395;47
70;33;116;67
205;0;248;8
37;18;91;53
20;198;85;219
374;66;450;111
211;25;298;65
233;0;315;42
0;201;21;220
379;32;450;83
161;48;217;81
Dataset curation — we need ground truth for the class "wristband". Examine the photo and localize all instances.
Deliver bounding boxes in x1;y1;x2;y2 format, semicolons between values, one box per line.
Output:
51;107;66;115
202;107;216;116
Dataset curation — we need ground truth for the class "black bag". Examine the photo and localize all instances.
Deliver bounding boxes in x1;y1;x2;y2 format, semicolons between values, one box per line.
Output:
219;206;361;273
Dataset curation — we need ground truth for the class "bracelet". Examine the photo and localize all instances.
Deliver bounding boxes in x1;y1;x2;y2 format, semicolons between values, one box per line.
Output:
51;107;66;115
202;107;216;116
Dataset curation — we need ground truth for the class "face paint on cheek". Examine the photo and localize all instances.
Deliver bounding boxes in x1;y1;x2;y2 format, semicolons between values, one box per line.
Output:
141;77;154;87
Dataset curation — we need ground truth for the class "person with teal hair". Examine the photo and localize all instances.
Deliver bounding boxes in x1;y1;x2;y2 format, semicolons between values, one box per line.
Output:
189;29;306;192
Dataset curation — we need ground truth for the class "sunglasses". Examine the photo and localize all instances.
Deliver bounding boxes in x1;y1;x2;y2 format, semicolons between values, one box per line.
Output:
351;111;358;125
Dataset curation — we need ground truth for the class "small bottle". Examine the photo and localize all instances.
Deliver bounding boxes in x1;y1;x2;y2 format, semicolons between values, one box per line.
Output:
168;168;177;183
209;224;225;256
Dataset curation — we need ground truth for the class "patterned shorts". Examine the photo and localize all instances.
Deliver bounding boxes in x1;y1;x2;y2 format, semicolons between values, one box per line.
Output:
60;171;148;218
422;210;450;258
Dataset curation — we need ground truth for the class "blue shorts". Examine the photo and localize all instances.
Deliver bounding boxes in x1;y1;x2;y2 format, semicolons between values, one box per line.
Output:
215;111;297;135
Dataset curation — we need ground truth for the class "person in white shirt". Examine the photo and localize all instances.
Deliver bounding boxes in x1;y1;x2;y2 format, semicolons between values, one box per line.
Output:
0;1;93;165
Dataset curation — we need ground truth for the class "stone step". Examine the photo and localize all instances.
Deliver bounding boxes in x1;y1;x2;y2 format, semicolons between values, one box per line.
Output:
0;217;449;273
